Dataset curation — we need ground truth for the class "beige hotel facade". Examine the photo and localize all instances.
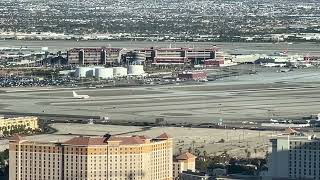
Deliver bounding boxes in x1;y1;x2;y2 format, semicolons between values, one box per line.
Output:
0;116;39;135
9;133;173;180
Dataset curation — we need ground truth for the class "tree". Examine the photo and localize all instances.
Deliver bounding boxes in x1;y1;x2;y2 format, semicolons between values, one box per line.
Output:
203;150;208;158
222;150;228;156
2;131;9;137
191;140;196;151
194;148;201;156
195;158;208;172
254;148;257;158
244;148;248;154
0;149;8;168
0;149;9;179
246;151;251;159
265;150;269;159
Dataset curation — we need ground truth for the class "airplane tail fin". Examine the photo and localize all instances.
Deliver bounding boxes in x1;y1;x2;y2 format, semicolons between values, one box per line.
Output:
73;91;77;97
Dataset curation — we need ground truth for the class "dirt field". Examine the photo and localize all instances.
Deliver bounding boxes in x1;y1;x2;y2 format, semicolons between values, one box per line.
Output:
0;123;278;158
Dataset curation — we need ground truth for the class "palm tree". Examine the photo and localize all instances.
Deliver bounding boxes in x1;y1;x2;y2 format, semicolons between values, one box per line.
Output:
194;149;201;156
254;148;257;158
192;140;196;151
244;148;248;154
246;151;251;159
203;150;208;161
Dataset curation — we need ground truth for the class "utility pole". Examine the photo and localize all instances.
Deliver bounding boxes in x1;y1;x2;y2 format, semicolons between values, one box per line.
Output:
243;129;245;141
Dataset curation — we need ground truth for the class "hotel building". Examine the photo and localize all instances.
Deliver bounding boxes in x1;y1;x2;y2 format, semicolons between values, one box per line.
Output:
267;128;319;180
9;133;173;180
0;116;39;135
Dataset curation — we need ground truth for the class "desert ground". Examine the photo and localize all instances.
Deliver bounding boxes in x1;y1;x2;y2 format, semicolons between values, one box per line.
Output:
0;123;280;158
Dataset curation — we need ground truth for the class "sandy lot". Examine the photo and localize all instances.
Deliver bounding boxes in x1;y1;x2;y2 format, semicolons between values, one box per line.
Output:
0;123;278;158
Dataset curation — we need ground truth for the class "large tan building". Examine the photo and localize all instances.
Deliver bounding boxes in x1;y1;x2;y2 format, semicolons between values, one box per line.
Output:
9;133;173;180
0;116;39;135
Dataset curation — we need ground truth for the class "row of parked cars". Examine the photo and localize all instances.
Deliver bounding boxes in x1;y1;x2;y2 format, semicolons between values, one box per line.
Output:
0;76;78;87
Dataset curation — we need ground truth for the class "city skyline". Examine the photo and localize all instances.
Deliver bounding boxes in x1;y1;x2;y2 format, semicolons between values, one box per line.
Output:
0;0;319;42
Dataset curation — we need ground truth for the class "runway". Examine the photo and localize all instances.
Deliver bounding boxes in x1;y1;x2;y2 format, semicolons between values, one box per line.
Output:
1;67;320;124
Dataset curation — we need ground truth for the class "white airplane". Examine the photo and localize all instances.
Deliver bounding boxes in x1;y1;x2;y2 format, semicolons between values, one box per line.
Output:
262;63;287;67
270;119;279;123
305;63;313;68
277;68;292;73
72;91;90;99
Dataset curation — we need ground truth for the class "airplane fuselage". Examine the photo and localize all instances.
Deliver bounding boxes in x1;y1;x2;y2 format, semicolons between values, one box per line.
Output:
73;91;90;99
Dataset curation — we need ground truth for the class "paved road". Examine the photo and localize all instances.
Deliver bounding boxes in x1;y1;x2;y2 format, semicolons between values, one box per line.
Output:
1;40;320;55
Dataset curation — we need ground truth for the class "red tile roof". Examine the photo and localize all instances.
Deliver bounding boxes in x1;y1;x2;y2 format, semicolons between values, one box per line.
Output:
138;135;151;139
9;134;25;142
63;135;150;146
109;136;145;145
284;127;299;135
156;133;171;139
176;152;197;160
63;136;107;146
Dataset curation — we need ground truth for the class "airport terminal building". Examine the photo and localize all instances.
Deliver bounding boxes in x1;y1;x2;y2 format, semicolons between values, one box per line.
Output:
67;48;124;65
67;47;218;67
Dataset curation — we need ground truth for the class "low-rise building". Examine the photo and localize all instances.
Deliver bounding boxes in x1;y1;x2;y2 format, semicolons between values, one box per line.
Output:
173;152;197;179
216;174;260;180
178;71;208;81
210;168;227;177
180;171;211;180
0;116;39;135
